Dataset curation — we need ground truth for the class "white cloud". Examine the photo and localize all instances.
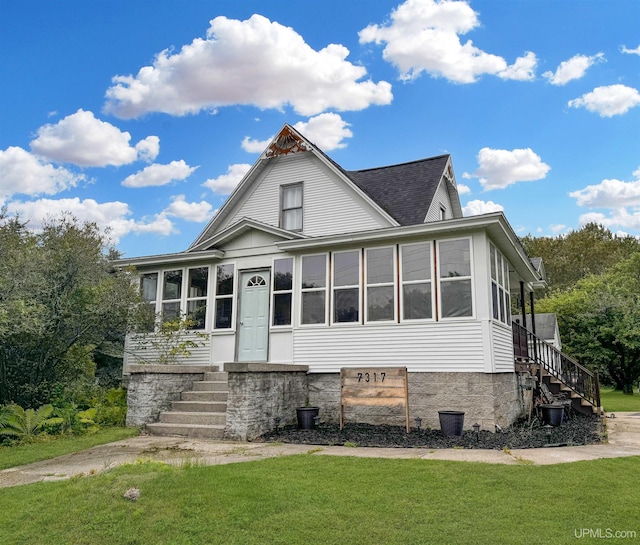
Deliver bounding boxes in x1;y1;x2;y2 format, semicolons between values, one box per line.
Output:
463;147;550;190
104;14;392;119
203;163;251;195
122;160;197;188
242;136;271;153
5;197;180;243
162;194;214;222
456;183;471;195
543;53;604;85
570;168;640;233
292;113;353;150
568;84;640;117
462;199;503;216
30;109;159;167
621;45;640;56
359;0;536;84
0;146;84;199
549;224;567;234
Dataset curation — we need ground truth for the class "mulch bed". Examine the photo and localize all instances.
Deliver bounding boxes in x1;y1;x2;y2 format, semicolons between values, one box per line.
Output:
260;414;603;450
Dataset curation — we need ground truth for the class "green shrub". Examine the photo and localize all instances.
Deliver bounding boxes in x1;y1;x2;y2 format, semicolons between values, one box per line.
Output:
0;404;58;441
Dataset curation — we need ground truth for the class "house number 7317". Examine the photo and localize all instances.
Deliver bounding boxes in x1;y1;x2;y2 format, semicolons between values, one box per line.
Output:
357;372;386;383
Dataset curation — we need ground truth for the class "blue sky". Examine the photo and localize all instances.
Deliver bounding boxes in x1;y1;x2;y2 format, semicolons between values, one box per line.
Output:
1;0;639;258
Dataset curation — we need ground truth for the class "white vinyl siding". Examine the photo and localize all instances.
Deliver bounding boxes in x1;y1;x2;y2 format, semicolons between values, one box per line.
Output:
424;178;452;222
223;154;391;236
294;322;485;373
491;322;516;372
123;334;212;367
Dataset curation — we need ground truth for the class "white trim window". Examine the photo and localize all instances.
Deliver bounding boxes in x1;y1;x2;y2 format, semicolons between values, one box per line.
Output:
140;272;159;331
214;264;235;329
400;242;433;321
332;250;360;324
161;270;182;321
437;238;473;318
301;254;327;325
272;257;293;326
185;267;208;330
490;244;511;325
281;183;303;231
365;246;396;322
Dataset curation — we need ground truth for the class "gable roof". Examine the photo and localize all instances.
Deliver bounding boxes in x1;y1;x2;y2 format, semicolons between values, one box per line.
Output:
345;155;452;225
513;313;560;344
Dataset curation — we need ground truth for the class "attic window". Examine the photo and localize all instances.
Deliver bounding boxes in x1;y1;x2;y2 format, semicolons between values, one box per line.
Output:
281;183;303;231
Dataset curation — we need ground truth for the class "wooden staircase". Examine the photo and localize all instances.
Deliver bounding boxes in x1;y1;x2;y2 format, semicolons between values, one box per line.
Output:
146;370;228;439
513;322;601;415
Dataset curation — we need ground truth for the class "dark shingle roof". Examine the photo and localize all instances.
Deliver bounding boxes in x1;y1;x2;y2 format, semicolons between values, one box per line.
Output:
345;155;450;225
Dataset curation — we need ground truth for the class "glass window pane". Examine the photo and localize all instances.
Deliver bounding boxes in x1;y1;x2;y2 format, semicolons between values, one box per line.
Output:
334;251;359;286
441;279;472;317
497;254;504;285
274;258;293;291
141;273;158;302
283;185;302;208
273;293;292;326
490;245;497;281
302;255;326;289
402;244;431;281
283;208;302;231
161;301;180;321
163;270;182;300
499;288;505;322
334;288;359;322
367;247;394;284
188;267;208;298
403;283;432;320
187;300;207;329
439;240;471;278
215;298;233;329
302;291;325;324
216;265;234;295
367;285;394;321
492;282;499;320
503;258;510;289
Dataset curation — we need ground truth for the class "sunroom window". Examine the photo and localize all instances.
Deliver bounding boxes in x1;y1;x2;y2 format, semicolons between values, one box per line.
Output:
333;250;360;323
281;183;303;231
186;267;208;330
301;254;327;325
162;270;182;321
365;247;395;322
214;264;234;329
438;239;473;318
490;244;511;325
273;258;293;326
400;243;433;320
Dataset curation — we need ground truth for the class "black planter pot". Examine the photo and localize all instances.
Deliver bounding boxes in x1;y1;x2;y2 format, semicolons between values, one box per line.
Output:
438;410;465;436
540;404;564;427
296;407;319;429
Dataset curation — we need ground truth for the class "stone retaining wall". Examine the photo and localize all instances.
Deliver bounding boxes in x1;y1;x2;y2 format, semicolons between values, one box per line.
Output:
224;363;309;441
309;371;528;431
124;365;214;427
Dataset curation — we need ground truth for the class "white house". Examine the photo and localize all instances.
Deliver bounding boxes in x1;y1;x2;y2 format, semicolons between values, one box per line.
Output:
120;124;566;440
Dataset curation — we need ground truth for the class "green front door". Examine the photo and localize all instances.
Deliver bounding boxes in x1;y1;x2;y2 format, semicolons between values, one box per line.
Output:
237;270;270;362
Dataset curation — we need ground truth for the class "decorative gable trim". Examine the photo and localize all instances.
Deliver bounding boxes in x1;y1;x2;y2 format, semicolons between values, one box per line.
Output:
189;217;306;253
263;125;312;158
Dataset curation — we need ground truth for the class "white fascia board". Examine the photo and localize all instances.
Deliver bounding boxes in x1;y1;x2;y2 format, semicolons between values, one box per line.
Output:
115;249;225;269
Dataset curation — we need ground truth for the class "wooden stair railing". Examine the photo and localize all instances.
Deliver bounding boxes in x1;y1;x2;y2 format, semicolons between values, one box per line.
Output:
512;321;601;409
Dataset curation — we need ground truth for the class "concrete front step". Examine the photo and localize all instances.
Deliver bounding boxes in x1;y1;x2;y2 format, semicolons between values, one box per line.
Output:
159;411;226;426
171;400;227;412
146;422;225;439
204;371;228;381
192;381;228;392
181;391;228;402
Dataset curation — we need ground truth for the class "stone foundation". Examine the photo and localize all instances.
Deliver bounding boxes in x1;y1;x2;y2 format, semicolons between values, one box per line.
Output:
124;365;214;427
309;371;529;432
224;363;309;441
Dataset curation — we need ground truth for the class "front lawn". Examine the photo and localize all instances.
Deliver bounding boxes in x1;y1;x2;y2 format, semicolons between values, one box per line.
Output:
1;455;638;545
0;427;139;470
600;387;640;413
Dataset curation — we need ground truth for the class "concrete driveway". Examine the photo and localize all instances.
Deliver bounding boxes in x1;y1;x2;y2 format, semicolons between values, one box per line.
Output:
1;412;639;488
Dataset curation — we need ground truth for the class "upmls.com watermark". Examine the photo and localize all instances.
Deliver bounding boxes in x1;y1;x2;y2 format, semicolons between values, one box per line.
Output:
574;528;637;539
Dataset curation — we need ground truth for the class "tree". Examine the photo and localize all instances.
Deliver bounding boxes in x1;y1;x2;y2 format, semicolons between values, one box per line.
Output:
0;212;142;407
520;223;640;294
537;252;640;393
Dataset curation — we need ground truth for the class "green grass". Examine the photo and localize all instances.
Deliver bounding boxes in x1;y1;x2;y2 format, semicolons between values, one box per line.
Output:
600;387;640;412
1;455;638;545
0;427;139;470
